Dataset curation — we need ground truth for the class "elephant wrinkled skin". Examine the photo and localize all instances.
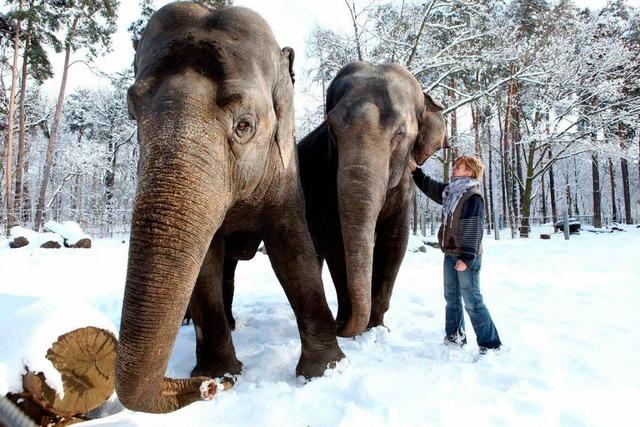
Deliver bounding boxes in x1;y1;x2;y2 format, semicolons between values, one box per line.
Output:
298;62;447;337
117;2;344;413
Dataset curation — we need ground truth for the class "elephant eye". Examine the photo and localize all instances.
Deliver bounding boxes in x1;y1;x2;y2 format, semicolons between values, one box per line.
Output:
234;115;255;142
392;127;406;144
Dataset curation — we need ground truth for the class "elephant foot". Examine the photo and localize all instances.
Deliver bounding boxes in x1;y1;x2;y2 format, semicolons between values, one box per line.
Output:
192;339;243;378
192;357;243;379
367;313;388;330
296;345;345;379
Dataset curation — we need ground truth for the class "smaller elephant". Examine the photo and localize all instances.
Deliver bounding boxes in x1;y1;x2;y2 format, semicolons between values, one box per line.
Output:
298;62;447;337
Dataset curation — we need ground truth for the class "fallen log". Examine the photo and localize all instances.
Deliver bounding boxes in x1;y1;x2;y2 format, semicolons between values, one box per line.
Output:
22;327;117;418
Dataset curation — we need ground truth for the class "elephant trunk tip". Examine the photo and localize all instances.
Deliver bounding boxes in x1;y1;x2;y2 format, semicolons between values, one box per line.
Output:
200;376;236;400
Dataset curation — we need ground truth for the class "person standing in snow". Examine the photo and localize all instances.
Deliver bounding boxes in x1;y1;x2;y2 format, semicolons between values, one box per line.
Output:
408;155;502;353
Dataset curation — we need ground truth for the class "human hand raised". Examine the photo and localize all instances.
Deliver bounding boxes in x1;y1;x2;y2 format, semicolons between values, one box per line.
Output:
408;157;418;173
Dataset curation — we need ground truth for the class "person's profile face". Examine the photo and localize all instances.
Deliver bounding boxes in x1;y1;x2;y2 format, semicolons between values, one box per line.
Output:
452;160;473;178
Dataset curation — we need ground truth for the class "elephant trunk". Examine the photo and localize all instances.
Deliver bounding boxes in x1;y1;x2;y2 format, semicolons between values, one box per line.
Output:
116;135;232;413
336;137;389;337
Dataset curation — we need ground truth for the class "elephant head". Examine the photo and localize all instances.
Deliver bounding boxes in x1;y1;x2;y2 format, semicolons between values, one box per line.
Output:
324;62;446;337
117;3;296;413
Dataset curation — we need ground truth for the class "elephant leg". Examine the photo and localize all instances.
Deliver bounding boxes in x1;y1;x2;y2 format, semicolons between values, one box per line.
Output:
322;244;350;330
190;234;242;378
264;215;345;378
222;256;238;330
369;208;410;329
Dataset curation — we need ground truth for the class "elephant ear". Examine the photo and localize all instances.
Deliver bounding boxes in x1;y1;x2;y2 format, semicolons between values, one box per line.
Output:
273;47;296;169
424;92;444;112
413;92;447;165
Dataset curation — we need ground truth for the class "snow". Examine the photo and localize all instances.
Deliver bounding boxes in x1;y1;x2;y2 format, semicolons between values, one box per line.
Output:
43;220;91;245
1;226;639;426
10;226;64;248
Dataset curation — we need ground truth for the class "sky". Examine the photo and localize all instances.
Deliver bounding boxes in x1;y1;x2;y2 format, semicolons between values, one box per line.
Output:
3;0;640;116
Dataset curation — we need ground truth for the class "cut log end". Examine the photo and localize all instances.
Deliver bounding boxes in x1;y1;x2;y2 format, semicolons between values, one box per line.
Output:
23;327;117;418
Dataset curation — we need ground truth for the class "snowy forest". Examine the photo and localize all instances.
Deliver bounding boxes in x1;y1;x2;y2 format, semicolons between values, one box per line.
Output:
1;0;639;238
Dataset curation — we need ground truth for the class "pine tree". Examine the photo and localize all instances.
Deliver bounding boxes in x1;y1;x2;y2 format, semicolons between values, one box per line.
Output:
14;0;57;226
34;0;119;229
3;0;23;234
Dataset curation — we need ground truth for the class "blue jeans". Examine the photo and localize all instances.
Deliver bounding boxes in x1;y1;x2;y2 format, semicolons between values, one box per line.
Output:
443;254;501;348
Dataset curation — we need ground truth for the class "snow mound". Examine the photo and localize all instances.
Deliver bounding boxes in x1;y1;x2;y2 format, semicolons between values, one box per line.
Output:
0;298;117;398
10;226;64;248
44;220;91;246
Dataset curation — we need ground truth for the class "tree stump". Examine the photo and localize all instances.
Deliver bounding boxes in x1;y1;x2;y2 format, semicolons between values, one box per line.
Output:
22;327;117;418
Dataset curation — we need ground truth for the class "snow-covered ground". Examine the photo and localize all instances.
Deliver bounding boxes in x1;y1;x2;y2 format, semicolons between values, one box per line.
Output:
1;225;639;426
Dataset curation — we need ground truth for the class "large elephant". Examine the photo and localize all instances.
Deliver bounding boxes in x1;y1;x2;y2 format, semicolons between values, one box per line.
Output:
117;3;344;413
298;62;447;338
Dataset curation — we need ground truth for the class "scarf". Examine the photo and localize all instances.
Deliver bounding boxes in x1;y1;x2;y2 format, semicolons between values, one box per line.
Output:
442;176;480;225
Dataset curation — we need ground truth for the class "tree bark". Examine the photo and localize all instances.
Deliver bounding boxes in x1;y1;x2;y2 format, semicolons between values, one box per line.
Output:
412;192;418;235
472;103;491;233
519;141;536;238
444;77;457;183
35;18;78;229
541;172;547;223
3;0;23;234
620;157;631;224
608;158;617;223
548;154;558;224
619;124;632;224
14;24;31;226
503;76;517;238
592;152;602;228
487;113;496;230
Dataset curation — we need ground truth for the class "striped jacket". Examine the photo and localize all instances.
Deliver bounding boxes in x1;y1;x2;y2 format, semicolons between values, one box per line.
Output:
412;169;484;262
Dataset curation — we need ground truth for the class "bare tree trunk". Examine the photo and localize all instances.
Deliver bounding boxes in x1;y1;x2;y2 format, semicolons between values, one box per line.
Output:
447;77;458;182
566;184;573;217
412;192;418;235
510;142;519;222
472;103;491;233
541;172;547;223
502;77;516;238
344;1;363;61
592;152;602;228
608;158;617;223
14;27;30;225
519;141;536;238
620;157;631;224
487;114;496;230
619;124;632;224
3;0;23;234
499;95;509;227
548;155;558;224
35;19;78;229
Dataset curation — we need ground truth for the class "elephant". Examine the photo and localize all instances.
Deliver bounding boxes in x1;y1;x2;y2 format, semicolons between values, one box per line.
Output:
117;2;344;413
298;62;447;338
